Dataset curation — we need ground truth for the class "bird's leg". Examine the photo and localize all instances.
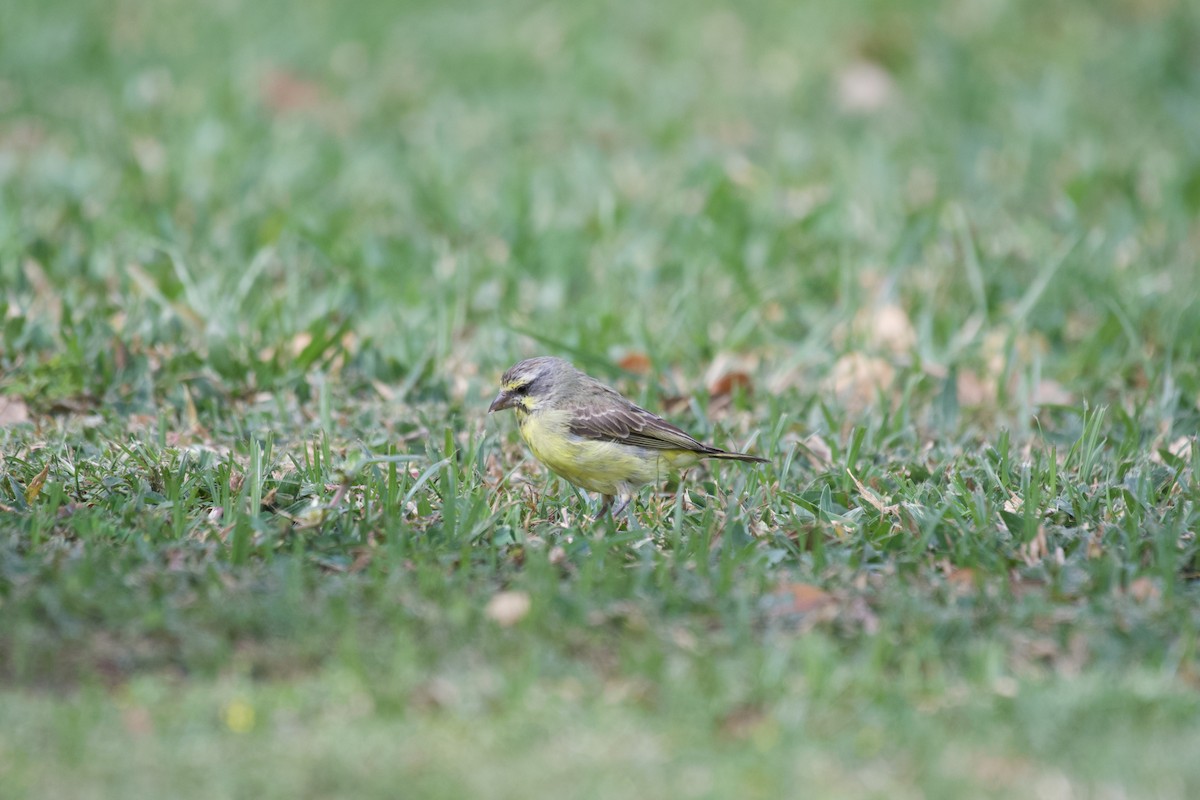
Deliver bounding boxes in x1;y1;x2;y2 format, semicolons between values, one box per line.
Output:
611;495;633;518
596;494;615;518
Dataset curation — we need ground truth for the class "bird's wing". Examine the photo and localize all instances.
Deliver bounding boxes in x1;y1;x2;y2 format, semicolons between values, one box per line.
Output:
567;401;712;453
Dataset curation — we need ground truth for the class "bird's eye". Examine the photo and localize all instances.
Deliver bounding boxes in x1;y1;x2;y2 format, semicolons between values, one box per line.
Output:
513;383;530;395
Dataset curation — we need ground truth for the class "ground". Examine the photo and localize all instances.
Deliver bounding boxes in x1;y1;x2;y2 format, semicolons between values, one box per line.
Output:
2;0;1199;797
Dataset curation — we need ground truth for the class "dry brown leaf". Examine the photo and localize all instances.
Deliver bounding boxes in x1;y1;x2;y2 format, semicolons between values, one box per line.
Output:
770;582;834;616
1031;379;1072;406
1019;525;1049;566
799;434;833;470
824;353;894;409
1153;435;1195;465
947;567;976;593
0;395;30;426
260;69;324;114
617;352;652;374
708;371;753;399
956;369;993;407
848;470;899;515
704;352;758;396
183;383;200;430
1169;436;1193;458
1128;577;1159;603
25;463;50;505
348;547;374;574
660;394;690;415
485;590;531;627
1086;529;1104;559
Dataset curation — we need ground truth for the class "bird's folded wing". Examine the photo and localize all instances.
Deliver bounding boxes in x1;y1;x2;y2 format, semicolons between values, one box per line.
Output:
567;403;709;452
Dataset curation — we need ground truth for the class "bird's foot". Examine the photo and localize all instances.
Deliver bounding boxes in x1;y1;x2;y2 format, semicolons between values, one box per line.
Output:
595;494;614;520
593;494;633;525
611;496;632;517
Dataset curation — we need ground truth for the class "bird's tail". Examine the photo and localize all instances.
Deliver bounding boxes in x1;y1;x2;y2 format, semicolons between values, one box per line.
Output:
704;449;769;464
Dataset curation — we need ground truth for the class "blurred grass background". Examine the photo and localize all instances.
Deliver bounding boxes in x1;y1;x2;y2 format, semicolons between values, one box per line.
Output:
4;0;1198;406
2;0;1200;797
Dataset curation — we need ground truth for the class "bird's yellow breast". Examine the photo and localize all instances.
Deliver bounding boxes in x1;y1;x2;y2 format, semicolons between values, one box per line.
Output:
517;408;698;496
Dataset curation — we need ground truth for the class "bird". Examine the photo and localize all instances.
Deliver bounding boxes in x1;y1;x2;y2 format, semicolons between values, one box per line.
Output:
488;356;767;517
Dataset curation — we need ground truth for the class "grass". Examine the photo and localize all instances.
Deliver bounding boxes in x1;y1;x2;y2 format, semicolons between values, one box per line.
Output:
2;0;1200;796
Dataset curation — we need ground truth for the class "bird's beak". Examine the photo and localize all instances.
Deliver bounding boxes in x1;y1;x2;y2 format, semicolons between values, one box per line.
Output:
488;390;515;413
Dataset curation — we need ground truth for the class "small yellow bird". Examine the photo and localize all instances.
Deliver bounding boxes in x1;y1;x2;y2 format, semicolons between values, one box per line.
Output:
489;356;767;516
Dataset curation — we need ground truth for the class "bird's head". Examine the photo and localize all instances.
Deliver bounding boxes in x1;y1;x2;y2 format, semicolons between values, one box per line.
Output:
488;356;578;414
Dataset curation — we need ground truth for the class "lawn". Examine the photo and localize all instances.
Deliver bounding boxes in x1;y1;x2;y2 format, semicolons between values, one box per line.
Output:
2;0;1199;797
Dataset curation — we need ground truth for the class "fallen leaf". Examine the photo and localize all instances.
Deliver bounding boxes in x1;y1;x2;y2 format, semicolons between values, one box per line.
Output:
708;371;753;398
1169;436;1194;459
485;590;531;627
704;352;758;398
956;369;993;407
288;331;314;357
183;382;201;430
848;470;899;515
660;394;690;415
25;463;50;504
1019;525;1049;566
1032;379;1072;406
768;582;834;616
0;395;30;426
799;434;833;470
946;567;976;593
618;351;652;374
1153;435;1194;465
1086;530;1104;559
348;548;374;573
1128;577;1159;603
824;353;894;409
260;68;324;114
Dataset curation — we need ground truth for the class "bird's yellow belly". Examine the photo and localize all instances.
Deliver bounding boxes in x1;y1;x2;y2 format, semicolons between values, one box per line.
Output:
518;409;696;496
